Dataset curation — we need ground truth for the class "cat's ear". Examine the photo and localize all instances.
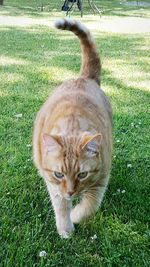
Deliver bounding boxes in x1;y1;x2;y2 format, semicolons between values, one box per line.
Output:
42;133;62;153
81;133;102;156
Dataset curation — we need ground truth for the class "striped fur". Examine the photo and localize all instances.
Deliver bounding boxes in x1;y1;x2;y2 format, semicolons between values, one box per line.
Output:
33;20;112;238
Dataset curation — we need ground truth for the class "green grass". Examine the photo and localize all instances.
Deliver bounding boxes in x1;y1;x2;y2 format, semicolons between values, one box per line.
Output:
0;0;150;266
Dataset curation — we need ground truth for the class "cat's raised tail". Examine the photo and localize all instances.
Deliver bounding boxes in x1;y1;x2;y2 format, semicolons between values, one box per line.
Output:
54;18;101;85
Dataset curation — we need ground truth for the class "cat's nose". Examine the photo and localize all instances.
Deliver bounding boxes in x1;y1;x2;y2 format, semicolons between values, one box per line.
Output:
67;191;74;196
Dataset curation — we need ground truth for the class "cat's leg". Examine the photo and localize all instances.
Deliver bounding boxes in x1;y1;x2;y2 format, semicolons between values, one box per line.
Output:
46;182;74;238
52;194;74;238
71;186;106;224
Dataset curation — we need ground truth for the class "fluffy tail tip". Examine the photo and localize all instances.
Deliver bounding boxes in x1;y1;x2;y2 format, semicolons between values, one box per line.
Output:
54;18;75;29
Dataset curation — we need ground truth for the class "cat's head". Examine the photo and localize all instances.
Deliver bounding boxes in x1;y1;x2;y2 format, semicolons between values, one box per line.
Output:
42;132;102;200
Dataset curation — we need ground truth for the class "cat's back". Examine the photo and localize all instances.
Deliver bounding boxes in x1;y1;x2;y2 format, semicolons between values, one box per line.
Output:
36;77;111;120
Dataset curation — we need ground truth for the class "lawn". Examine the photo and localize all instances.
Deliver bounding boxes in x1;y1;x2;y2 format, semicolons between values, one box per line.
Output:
0;0;150;266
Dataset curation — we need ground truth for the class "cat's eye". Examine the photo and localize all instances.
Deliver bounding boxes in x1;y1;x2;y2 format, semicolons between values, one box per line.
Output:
54;172;64;179
78;172;88;179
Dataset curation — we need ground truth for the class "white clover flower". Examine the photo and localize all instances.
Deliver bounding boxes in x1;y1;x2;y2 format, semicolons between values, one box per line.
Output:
39;251;47;257
14;113;22;118
26;144;32;147
127;164;132;168
91;234;97;240
121;190;126;194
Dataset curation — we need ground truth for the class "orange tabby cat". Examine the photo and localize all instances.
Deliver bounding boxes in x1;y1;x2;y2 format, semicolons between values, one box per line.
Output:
33;18;112;238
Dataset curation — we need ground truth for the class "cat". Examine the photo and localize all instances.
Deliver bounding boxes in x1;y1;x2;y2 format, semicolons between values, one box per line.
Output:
33;18;112;238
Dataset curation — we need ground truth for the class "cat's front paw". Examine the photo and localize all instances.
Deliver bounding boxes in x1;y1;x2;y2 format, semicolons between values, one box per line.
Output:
57;223;74;239
59;230;72;239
